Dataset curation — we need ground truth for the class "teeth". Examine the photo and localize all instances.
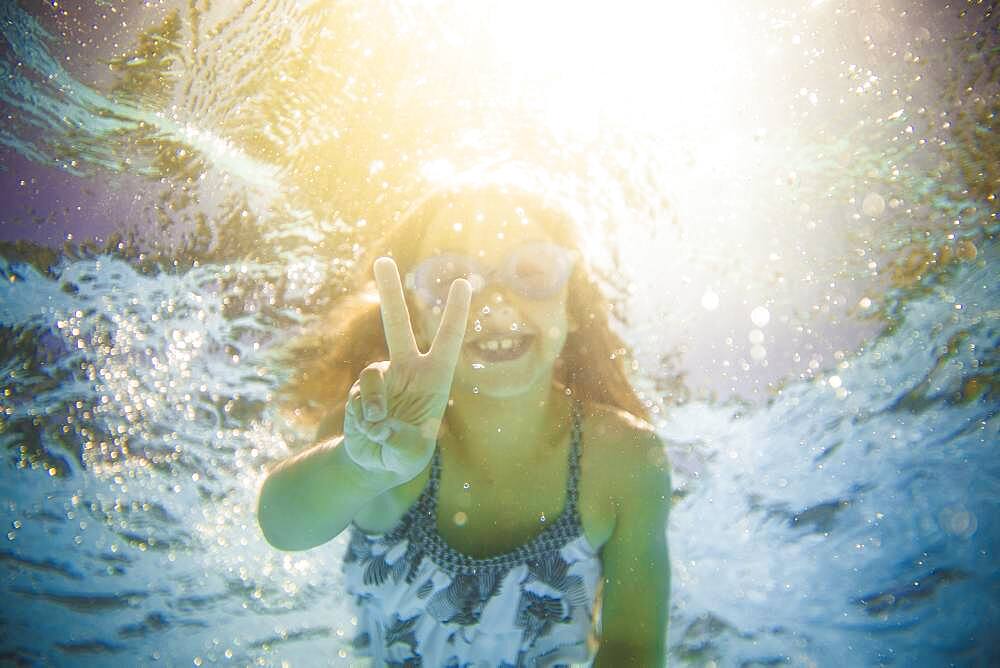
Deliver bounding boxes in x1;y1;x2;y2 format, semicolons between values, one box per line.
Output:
475;337;522;352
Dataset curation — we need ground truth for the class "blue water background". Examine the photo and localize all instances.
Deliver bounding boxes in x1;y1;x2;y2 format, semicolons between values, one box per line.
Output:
2;245;997;666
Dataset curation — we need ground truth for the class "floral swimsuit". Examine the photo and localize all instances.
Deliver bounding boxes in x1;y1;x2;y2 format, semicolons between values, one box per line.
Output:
343;404;601;667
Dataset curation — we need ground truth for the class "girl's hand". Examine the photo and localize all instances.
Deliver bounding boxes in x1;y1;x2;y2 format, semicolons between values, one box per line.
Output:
342;257;471;482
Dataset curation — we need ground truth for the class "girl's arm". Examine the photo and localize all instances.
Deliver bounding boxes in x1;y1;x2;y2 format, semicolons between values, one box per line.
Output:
595;429;672;666
259;259;472;552
257;433;402;551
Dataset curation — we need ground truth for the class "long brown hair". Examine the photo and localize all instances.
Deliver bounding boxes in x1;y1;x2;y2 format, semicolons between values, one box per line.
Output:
279;177;649;431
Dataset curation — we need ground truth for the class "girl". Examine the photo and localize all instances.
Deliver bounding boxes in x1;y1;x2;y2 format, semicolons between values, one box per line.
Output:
258;177;671;666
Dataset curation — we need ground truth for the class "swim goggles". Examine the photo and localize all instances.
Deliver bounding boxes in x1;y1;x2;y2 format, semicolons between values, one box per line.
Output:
404;241;577;307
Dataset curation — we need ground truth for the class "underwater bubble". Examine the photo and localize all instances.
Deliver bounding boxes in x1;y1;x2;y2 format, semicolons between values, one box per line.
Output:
701;289;720;311
862;192;886;217
940;506;977;538
750;306;770;327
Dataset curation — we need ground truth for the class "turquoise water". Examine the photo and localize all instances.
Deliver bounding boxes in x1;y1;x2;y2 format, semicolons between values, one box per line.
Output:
2;1;998;666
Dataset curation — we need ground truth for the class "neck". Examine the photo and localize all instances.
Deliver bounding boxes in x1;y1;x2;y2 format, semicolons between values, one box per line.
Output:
442;377;571;469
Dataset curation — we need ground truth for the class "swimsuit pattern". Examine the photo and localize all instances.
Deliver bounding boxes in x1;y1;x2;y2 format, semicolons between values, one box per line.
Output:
342;404;601;667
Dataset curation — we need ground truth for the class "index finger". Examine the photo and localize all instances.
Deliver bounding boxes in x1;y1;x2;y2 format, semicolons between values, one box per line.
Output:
428;277;472;368
373;257;419;358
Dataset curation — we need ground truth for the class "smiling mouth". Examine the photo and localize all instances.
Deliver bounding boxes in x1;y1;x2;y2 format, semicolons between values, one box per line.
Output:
465;334;534;362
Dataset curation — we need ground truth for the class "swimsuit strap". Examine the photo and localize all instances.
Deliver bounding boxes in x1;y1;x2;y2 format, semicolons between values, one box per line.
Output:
428;440;442;498
566;399;583;514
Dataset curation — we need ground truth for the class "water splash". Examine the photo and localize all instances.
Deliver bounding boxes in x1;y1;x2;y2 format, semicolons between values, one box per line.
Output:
0;3;280;192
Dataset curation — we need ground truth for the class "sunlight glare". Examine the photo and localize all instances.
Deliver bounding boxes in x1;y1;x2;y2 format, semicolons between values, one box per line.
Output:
487;1;745;135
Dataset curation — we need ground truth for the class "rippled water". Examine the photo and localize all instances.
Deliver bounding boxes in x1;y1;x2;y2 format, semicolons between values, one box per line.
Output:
1;1;998;666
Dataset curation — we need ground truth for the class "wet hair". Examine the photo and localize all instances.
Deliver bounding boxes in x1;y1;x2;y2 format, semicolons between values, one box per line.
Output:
279;178;649;431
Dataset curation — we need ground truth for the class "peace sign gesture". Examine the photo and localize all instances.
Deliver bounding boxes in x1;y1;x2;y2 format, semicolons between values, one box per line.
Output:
342;257;472;481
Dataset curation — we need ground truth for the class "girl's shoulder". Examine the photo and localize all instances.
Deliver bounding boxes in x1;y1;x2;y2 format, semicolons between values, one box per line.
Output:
578;401;670;496
579;401;661;455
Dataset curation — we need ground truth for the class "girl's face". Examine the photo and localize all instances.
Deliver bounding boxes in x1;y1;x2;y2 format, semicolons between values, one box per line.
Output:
408;194;575;399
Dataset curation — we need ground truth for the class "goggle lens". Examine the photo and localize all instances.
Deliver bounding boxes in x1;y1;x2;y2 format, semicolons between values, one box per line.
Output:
408;242;574;306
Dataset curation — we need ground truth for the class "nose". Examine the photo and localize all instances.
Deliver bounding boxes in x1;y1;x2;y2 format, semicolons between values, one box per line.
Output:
471;291;524;332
